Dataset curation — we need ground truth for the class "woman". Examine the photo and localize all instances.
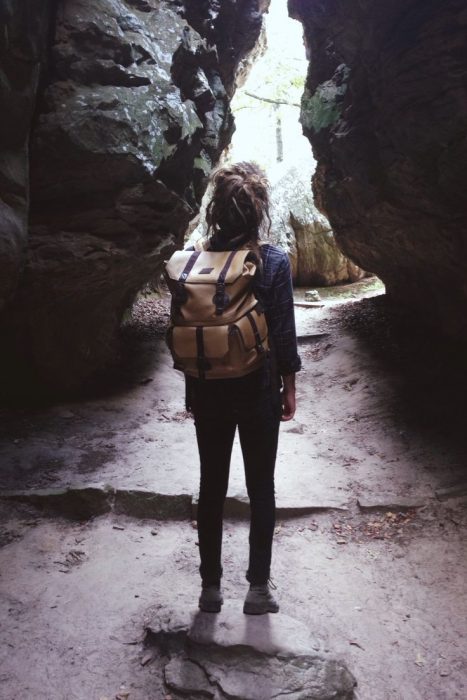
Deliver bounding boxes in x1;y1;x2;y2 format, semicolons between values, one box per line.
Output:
187;162;301;614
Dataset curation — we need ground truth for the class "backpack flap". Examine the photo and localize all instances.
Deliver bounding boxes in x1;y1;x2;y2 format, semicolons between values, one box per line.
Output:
165;249;256;285
165;249;258;324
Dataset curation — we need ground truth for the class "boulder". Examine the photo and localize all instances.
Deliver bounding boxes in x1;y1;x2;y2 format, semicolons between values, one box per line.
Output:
269;166;366;286
0;0;269;392
289;0;467;337
145;600;356;699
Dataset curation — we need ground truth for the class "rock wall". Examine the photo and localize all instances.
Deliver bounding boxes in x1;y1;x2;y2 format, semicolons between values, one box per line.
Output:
0;1;51;311
289;0;467;336
0;0;269;392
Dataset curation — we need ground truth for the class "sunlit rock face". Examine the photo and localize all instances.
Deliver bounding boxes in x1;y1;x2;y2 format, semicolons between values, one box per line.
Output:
0;0;268;391
289;0;467;336
269;166;365;286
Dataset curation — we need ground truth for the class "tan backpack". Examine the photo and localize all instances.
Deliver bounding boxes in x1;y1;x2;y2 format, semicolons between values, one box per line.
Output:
164;240;269;379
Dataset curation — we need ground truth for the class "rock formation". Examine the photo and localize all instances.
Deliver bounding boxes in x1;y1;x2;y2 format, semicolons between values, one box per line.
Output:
289;0;467;337
269;166;366;286
146;601;356;699
0;1;50;311
0;0;269;392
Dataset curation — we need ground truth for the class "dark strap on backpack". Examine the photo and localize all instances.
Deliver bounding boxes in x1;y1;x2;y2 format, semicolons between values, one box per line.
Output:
214;250;237;315
179;251;200;282
196;326;211;379
247;310;265;355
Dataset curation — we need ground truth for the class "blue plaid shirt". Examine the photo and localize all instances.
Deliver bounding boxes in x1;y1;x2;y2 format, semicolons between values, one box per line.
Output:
255;244;301;376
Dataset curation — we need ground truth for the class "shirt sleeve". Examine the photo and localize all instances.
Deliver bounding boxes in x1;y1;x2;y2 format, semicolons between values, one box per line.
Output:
267;253;302;376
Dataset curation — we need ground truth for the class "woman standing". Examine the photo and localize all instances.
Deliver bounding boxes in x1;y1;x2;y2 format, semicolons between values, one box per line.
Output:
186;162;301;614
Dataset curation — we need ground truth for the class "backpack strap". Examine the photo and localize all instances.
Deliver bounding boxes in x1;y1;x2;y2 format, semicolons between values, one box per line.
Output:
246;310;266;356
179;251;200;282
214;250;237;315
196;326;211;379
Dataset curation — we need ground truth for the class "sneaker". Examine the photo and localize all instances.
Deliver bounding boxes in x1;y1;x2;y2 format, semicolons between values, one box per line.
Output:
198;584;223;613
243;582;279;615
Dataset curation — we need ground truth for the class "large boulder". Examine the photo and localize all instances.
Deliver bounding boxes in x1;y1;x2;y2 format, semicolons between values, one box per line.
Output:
0;1;51;311
269;167;366;286
289;0;467;336
0;0;269;392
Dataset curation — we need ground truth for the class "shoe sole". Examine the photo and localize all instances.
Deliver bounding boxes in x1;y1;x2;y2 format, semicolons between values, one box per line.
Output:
199;600;223;613
243;602;279;615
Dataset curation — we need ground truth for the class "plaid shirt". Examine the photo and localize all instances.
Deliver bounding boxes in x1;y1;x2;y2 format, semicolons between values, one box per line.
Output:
255;244;301;376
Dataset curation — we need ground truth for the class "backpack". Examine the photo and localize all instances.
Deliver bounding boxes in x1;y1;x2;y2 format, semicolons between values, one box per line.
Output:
163;240;269;379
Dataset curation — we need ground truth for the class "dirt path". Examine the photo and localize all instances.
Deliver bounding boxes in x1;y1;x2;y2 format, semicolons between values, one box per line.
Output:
0;289;466;699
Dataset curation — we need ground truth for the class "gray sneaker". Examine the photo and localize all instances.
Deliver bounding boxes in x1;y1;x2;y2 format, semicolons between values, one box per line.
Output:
198;585;223;613
243;583;279;615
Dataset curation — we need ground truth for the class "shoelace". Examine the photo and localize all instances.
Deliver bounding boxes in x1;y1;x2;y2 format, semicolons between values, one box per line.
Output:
268;577;277;590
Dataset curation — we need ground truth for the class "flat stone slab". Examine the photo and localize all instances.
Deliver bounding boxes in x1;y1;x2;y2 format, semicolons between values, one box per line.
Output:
357;493;431;511
1;485;191;520
145;600;356;700
1;485;113;520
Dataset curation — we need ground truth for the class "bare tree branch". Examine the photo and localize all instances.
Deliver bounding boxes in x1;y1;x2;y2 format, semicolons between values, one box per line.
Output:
244;90;301;108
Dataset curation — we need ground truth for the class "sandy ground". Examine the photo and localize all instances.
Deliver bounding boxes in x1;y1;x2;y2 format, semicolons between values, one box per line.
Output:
0;284;466;699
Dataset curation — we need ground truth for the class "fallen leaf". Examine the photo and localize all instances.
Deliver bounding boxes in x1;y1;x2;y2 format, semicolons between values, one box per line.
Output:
415;652;426;667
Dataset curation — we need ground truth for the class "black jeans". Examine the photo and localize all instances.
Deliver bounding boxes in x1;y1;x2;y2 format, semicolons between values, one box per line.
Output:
190;367;281;586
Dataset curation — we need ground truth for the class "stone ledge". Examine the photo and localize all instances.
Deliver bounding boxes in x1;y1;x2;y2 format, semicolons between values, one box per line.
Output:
357;494;430;512
144;600;356;700
193;494;349;519
0;485;191;521
1;485;349;521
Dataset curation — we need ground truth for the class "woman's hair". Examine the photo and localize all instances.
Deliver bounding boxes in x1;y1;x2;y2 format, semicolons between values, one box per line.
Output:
205;162;271;247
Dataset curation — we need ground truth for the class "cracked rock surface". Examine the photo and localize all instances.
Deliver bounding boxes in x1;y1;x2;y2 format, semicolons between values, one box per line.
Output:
145;601;356;700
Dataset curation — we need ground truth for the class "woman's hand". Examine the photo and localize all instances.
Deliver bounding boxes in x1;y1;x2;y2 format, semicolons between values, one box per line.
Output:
281;373;296;421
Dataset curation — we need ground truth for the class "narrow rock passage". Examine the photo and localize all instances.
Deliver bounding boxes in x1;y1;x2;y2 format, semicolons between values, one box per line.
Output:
0;290;466;699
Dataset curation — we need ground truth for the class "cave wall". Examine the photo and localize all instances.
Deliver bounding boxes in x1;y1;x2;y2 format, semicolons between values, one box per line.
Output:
289;0;467;337
0;1;51;311
0;0;269;392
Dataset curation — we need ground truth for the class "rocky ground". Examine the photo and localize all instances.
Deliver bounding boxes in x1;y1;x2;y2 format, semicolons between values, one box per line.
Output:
0;282;466;699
